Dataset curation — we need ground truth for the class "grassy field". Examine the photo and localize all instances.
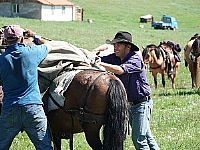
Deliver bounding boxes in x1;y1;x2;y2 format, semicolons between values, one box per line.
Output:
1;0;200;149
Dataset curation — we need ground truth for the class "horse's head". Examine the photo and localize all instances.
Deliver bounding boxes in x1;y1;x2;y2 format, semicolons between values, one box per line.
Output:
142;44;158;66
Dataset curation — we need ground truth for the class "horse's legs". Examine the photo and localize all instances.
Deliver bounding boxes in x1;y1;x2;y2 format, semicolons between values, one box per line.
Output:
52;134;62;150
153;77;157;88
171;77;175;89
161;73;166;88
170;63;180;89
189;66;196;88
152;72;158;88
82;123;102;150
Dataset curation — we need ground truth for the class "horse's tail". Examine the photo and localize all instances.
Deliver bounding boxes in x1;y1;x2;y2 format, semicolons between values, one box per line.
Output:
103;79;128;150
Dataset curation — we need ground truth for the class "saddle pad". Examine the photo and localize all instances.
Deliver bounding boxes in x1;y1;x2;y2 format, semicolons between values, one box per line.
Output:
48;70;82;111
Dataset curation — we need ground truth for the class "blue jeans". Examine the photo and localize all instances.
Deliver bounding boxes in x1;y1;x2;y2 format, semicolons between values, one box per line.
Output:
129;99;160;150
0;104;53;150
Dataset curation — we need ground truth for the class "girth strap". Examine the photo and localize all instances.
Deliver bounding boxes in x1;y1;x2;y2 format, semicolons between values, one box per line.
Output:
79;71;107;124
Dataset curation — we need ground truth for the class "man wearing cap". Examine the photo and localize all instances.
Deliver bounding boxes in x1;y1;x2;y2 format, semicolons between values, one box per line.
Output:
99;31;160;150
0;25;53;150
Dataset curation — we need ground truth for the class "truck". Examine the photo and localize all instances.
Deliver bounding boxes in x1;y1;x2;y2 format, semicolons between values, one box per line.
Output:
151;14;178;30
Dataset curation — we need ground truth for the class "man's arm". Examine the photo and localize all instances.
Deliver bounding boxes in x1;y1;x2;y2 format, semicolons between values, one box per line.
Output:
100;62;125;75
24;29;52;53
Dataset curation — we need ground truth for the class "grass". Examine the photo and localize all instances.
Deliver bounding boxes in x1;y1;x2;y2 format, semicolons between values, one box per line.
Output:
1;0;200;149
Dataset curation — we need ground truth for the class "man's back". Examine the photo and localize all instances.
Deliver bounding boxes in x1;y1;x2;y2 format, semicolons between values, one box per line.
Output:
0;43;48;108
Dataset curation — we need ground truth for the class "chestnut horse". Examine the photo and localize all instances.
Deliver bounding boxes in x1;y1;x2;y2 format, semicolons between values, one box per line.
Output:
45;69;128;150
142;44;180;88
184;34;200;88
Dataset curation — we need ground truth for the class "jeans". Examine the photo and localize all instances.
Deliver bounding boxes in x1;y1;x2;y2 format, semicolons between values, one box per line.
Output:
0;104;53;150
129;99;160;150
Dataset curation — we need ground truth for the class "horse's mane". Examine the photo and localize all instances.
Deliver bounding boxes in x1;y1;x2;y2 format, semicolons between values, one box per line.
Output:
190;33;200;41
154;47;162;59
192;37;200;56
142;44;156;58
143;44;162;60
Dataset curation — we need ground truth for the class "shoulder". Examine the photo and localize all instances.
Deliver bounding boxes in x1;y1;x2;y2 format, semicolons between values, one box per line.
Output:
128;51;143;61
101;53;117;61
28;44;48;53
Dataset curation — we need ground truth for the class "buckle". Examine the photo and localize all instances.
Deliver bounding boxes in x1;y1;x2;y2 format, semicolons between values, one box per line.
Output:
146;96;151;100
128;102;134;106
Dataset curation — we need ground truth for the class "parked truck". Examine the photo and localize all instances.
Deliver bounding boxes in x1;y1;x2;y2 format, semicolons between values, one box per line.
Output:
151;14;178;30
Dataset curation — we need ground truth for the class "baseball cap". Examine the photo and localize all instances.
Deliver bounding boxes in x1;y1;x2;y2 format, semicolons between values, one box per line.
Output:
4;25;24;41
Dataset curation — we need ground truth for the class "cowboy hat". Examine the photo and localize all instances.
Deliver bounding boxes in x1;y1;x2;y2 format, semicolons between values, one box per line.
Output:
106;31;139;51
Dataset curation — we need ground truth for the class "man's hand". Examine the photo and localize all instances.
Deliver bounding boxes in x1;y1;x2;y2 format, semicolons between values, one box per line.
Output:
24;29;36;38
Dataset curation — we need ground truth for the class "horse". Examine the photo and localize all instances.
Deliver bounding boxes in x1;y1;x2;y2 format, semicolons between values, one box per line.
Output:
142;44;180;88
45;69;128;150
184;34;200;88
34;39;128;149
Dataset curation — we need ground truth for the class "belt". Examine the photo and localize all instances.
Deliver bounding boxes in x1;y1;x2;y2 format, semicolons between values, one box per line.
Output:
129;96;151;106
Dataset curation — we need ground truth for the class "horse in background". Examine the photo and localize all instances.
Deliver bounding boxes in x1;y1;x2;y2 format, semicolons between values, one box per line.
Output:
184;33;200;88
142;43;180;89
142;44;166;88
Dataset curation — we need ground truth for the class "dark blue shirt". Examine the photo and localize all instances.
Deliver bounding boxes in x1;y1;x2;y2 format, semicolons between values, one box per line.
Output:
101;51;151;102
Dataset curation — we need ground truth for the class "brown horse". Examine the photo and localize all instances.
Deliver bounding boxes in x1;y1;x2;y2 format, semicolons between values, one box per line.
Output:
142;44;180;88
45;69;128;150
184;34;200;88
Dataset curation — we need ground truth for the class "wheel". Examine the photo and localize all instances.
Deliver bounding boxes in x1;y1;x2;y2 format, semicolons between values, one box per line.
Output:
171;27;176;31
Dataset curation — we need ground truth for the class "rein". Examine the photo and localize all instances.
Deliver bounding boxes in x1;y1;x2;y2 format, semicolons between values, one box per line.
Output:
49;70;107;150
149;64;162;69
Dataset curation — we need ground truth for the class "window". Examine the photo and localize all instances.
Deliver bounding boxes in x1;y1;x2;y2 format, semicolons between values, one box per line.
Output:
62;6;65;15
51;6;55;15
77;8;81;14
12;4;19;13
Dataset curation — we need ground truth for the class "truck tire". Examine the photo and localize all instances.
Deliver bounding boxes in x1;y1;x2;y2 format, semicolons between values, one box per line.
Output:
171;27;176;31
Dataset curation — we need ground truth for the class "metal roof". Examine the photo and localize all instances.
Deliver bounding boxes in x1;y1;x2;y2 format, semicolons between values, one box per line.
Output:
37;0;74;6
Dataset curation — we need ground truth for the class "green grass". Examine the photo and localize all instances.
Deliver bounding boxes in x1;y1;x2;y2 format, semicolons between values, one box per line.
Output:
1;0;200;149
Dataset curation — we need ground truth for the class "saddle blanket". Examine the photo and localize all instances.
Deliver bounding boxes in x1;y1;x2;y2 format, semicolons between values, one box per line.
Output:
48;69;82;112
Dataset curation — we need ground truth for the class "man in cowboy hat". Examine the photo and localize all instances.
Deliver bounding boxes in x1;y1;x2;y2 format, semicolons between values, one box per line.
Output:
99;31;160;150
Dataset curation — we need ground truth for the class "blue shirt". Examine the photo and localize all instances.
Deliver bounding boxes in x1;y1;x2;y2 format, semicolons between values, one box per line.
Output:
0;43;48;108
101;51;151;102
